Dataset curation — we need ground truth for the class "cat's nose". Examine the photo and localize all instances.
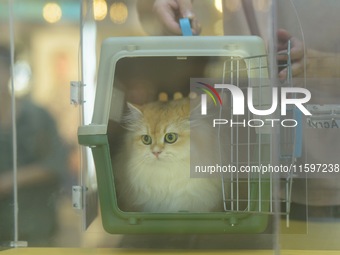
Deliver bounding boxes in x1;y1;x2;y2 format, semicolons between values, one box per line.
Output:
152;151;162;158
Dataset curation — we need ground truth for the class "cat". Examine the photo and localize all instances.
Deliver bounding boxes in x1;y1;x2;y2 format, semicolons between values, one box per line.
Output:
112;97;226;213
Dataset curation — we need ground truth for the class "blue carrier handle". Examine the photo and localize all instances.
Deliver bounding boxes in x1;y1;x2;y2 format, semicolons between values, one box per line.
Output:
293;107;303;158
179;18;193;36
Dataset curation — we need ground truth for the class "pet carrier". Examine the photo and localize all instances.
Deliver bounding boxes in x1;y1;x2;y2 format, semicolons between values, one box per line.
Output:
78;36;296;234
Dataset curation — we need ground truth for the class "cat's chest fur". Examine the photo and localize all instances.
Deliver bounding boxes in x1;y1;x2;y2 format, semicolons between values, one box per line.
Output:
125;153;221;212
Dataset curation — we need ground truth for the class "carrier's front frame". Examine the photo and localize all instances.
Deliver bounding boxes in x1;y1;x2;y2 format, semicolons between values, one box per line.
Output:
78;36;280;234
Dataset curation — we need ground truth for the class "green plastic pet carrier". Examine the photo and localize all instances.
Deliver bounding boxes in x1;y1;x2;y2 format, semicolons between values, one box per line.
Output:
78;36;294;234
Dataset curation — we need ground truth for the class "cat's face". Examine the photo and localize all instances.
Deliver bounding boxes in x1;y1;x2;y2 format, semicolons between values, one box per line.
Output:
124;99;190;164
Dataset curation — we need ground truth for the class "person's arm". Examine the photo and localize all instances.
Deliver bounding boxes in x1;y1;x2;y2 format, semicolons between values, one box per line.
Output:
136;0;200;35
303;49;340;78
277;29;340;79
277;29;305;80
0;165;58;198
136;0;161;35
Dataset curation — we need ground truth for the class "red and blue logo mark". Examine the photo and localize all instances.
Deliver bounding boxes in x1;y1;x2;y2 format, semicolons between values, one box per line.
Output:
194;82;223;115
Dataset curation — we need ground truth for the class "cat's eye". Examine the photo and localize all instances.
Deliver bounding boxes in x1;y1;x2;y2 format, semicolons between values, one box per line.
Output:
141;135;152;145
164;133;178;144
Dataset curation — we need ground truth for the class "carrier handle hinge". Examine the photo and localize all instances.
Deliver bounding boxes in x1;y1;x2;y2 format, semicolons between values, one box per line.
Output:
72;185;85;210
70;81;86;105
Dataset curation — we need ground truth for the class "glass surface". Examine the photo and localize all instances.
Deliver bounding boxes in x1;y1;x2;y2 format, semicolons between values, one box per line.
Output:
277;0;340;250
0;0;81;248
1;0;340;252
0;38;15;247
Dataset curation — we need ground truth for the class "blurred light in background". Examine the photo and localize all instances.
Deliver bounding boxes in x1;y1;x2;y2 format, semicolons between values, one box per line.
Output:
9;61;32;97
93;0;107;21
0;1;80;22
42;2;62;23
214;19;223;35
254;0;270;12
214;0;223;13
109;2;128;24
224;0;241;12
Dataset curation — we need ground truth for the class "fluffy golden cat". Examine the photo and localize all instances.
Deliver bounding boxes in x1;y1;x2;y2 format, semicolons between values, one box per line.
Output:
113;97;224;212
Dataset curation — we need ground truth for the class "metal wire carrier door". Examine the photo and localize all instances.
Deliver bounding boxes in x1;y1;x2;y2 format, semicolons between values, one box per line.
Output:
217;48;295;221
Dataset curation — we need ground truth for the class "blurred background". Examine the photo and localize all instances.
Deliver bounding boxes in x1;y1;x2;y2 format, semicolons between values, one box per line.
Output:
1;0;340;251
0;0;225;248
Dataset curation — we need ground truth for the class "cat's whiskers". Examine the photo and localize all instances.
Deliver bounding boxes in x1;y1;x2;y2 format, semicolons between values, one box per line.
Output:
128;159;145;169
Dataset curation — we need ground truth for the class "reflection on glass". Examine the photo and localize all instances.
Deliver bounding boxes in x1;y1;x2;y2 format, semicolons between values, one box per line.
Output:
109;2;128;24
43;2;62;23
0;45;70;246
93;0;107;21
108;56;271;216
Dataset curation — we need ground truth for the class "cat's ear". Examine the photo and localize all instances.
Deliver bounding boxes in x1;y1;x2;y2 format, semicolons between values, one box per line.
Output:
126;102;143;120
122;102;144;130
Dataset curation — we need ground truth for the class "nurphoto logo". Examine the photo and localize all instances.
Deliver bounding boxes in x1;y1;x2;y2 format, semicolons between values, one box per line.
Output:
194;81;222;115
193;81;312;128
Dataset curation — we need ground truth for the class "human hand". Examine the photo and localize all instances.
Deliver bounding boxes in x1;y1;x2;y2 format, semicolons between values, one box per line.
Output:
153;0;201;35
277;29;305;80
